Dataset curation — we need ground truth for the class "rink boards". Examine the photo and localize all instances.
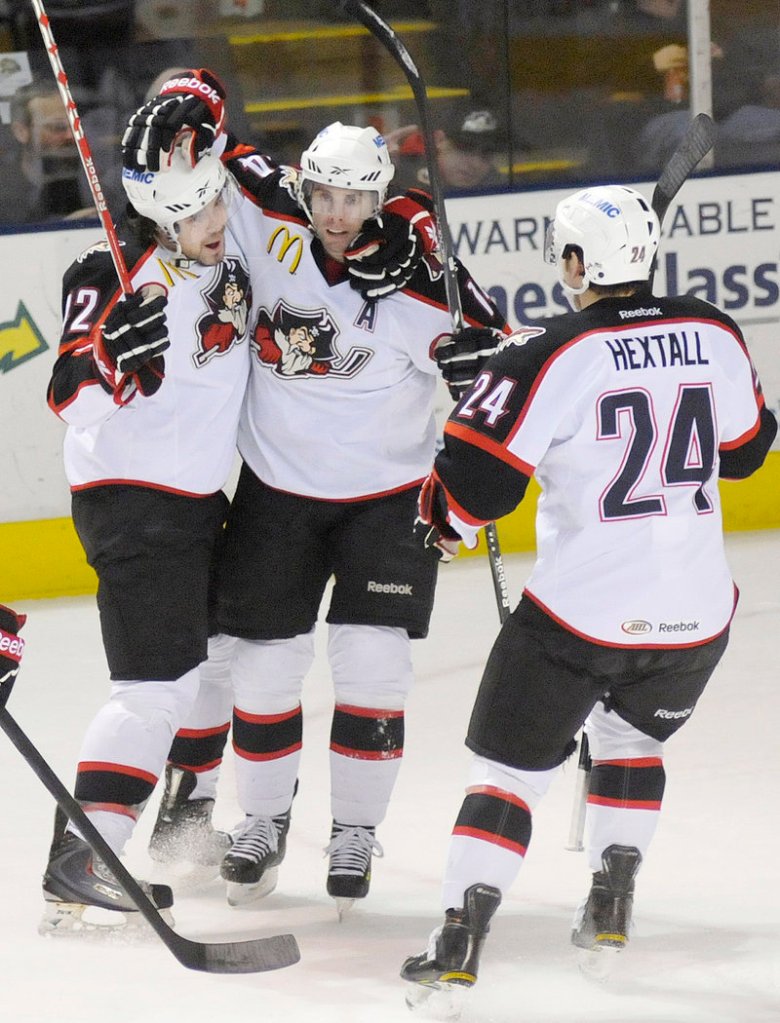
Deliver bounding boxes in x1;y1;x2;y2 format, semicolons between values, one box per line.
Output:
2;171;779;600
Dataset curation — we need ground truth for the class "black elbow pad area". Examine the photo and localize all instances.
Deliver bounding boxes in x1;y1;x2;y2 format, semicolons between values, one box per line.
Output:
719;407;778;480
437;436;530;523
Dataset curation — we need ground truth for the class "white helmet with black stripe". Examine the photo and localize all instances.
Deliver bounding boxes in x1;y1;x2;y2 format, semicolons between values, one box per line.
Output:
297;121;395;222
545;185;660;294
122;143;231;253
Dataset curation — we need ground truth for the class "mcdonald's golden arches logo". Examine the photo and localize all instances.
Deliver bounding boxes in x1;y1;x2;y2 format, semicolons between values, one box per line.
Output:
268;225;304;273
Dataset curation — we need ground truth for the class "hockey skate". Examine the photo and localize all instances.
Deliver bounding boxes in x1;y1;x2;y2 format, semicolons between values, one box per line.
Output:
148;765;232;887
401;883;502;1020
324;821;384;919
571;843;642;981
41;828;173;937
220;808;291;906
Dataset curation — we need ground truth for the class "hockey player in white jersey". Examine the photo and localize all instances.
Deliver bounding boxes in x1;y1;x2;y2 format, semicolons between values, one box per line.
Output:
122;72;508;914
401;184;777;1012
42;143;252;929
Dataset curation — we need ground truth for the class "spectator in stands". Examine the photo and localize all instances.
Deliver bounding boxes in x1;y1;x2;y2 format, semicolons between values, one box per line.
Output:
0;81;92;225
717;66;780;170
387;106;505;194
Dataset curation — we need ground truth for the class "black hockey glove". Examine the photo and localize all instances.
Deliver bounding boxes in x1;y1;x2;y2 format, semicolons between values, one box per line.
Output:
414;474;461;563
435;326;505;401
345;191;438;300
122;68;226;172
0;604;26;709
95;289;169;398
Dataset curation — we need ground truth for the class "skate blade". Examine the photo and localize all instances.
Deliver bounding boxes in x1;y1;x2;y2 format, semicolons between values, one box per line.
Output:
577;944;623;983
405;982;470;1020
333;896;360;921
225;867;279;907
39;900;175;942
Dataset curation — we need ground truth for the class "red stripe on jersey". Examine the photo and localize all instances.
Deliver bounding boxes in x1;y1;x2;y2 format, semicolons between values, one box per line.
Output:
49;375;104;417
592;758;663;769
176;723;230;739
234;705;301;725
77;761;157;785
71;479;220;498
445;421;535;477
523;587;735;649
587;794;662;811
452;825;527;856
720;413;762;449
335;704;404;719
263;477;425;504
465;785;531;814
79;801;140;820
329;742;403;760
233;741;302;761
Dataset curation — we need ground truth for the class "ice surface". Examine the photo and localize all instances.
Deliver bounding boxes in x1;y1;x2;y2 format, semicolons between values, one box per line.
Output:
2;532;779;1022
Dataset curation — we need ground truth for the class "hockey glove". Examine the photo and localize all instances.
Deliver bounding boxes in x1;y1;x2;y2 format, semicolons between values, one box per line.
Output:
0;604;26;708
435;327;505;401
345;191;438;300
415;474;461;563
122;68;227;172
95;289;169;397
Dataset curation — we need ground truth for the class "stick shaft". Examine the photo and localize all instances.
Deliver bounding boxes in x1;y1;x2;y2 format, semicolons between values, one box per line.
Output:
342;0;510;623
29;0;132;294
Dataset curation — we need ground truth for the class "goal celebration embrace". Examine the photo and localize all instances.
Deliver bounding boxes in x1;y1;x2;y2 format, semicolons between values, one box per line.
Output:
2;1;779;1020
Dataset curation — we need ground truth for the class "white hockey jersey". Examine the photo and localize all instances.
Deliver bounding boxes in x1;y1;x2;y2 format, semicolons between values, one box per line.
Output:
434;294;777;648
223;149;505;501
48;228;252;496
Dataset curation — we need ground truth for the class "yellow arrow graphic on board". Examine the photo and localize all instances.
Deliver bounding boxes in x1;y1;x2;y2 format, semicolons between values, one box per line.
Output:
0;302;49;373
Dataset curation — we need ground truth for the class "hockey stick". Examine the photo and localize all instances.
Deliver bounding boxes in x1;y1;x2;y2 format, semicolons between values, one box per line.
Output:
340;0;511;624
29;0;133;294
565;111;716;852
0;704;300;973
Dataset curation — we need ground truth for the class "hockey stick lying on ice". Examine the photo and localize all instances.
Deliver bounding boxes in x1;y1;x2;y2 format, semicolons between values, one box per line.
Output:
340;0;511;625
565;111;716;852
0;703;300;973
29;0;133;294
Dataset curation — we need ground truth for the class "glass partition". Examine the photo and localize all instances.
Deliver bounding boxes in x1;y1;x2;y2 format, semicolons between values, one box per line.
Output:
0;0;777;228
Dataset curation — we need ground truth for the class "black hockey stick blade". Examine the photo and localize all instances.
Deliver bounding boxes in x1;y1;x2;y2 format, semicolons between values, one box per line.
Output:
0;705;300;973
651;112;716;223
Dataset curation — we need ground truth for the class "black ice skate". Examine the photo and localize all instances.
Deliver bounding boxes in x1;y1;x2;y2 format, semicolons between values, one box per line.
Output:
571;844;642;980
41;828;173;935
220;808;291;906
324;821;384;918
148;765;232;883
401;883;502;1019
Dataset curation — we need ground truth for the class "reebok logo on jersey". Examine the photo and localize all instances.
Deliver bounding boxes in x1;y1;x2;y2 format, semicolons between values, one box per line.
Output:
618;306;662;320
658;620;700;632
654;707;693;720
367;581;413;596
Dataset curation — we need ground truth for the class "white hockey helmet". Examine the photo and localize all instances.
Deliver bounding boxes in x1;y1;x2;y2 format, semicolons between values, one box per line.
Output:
545;185;660;294
297;121;395;220
122;144;229;247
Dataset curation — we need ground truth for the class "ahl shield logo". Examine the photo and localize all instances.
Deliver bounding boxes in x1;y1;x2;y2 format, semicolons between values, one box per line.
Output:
621;620;652;635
